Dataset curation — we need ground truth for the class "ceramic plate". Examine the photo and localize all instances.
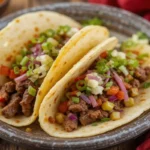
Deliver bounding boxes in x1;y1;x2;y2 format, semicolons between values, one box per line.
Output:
0;3;150;150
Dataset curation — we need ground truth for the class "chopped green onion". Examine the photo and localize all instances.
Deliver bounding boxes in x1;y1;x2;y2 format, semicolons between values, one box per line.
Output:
20;56;29;66
26;70;33;77
121;39;137;50
76;91;81;97
31;38;38;44
28;63;34;70
143;82;150;88
21;48;28;56
85;86;92;95
21;66;28;71
76;80;87;91
136;32;149;40
37;35;46;43
72;97;80;103
42;42;52;52
45;29;55;37
128;59;139;68
96;59;109;74
51;48;59;57
82;18;103;26
57;25;71;35
137;53;149;60
13;66;20;75
129;71;134;76
28;86;37;97
16;55;23;64
119;65;129;76
106;81;113;88
126;52;137;59
100;118;110;122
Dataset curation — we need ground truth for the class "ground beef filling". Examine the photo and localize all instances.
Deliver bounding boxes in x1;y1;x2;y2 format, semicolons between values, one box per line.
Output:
0;80;37;118
59;66;150;132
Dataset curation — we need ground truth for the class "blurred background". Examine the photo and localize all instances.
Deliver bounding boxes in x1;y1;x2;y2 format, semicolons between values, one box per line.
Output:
0;0;150;21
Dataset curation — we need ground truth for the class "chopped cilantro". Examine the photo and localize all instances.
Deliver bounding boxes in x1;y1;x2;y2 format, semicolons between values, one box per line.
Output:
137;53;149;60
96;59;109;74
121;39;137;51
82;18;103;26
143;82;150;88
136;32;149;40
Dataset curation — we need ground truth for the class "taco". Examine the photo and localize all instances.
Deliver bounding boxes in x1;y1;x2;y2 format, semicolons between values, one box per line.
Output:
0;11;109;127
39;33;150;138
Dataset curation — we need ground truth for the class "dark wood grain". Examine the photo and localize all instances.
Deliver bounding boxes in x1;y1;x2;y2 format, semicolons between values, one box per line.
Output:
0;0;138;150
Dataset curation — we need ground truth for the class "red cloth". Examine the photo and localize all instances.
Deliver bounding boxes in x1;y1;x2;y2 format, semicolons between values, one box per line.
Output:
89;0;150;21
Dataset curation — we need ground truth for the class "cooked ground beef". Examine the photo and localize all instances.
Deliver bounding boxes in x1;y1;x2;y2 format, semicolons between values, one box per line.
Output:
131;79;140;88
0;87;9;102
16;80;34;95
134;67;147;81
100;109;109;118
20;90;35;117
68;100;88;113
4;81;16;93
63;114;78;132
80;110;103;126
145;66;150;76
1;94;21;118
114;101;124;111
89;110;103;120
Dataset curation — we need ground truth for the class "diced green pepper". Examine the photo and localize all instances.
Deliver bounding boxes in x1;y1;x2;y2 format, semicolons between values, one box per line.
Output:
28;86;37;97
72;97;80;103
76;80;87;91
20;56;29;66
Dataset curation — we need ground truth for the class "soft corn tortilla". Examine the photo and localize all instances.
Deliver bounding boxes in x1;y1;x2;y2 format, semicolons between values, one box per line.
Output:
39;37;150;138
0;11;109;127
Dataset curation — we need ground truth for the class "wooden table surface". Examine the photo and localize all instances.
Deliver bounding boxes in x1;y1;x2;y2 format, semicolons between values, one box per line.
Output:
0;0;141;150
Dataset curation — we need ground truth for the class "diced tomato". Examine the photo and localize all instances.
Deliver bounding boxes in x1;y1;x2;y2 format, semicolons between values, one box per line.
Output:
97;98;102;106
107;86;119;95
116;91;125;100
58;101;68;113
74;74;86;82
9;69;18;79
0;97;5;103
0;65;10;76
100;51;107;58
71;84;77;91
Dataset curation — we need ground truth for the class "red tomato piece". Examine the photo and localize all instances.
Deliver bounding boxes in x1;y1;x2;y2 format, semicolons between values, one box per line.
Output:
58;101;68;113
0;65;10;76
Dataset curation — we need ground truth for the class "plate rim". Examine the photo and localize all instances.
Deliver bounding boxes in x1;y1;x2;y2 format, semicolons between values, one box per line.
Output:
0;2;150;150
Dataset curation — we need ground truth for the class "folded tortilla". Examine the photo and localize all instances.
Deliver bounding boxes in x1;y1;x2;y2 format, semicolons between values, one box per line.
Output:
0;11;109;126
39;37;150;138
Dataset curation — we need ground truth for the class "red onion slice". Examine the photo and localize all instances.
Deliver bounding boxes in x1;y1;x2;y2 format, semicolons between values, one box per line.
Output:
113;71;129;101
108;95;118;102
14;74;28;83
89;95;98;107
80;94;91;104
68;113;77;121
103;70;111;85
